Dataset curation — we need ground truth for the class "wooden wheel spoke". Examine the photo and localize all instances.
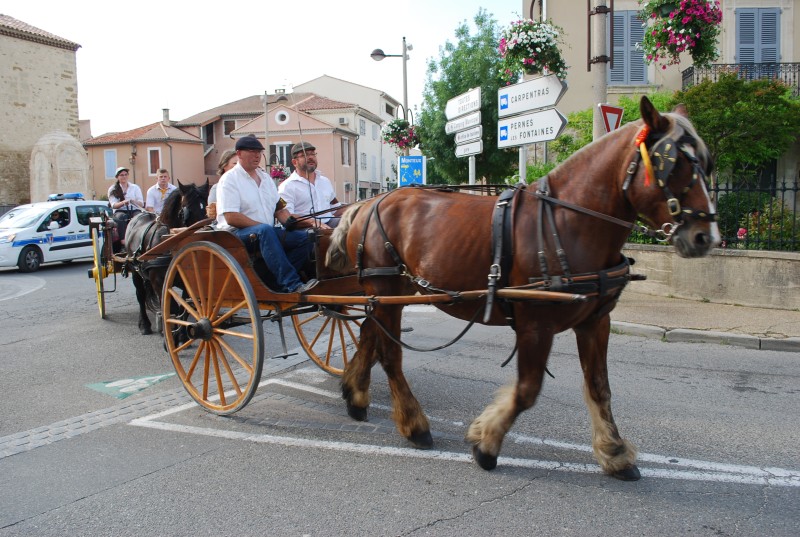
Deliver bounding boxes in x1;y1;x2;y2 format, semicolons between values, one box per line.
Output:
167;286;201;321
209;271;236;321
213;327;255;340
309;316;334;348
211;299;250;326
215;335;255;373
190;250;207;315
213;339;243;397
176;262;203;316
337;321;350;368
211;346;226;406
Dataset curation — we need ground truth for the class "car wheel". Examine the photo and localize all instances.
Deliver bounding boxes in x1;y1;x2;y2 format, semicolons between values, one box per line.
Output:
18;246;42;272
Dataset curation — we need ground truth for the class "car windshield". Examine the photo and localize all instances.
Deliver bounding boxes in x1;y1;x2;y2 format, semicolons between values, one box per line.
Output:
0;206;50;230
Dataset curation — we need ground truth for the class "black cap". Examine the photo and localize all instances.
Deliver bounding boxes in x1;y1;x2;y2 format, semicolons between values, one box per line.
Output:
291;141;316;157
235;135;265;151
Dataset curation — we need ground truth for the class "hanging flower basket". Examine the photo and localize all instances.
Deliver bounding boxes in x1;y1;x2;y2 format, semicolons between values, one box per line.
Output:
498;19;568;84
270;163;288;182
638;0;722;69
381;119;419;151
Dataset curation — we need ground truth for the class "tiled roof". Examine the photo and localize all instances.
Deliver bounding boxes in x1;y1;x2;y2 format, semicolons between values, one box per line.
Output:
175;92;356;126
0;14;80;51
83;122;202;146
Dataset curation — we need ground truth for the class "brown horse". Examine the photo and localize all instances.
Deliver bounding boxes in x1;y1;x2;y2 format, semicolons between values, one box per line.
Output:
326;97;718;480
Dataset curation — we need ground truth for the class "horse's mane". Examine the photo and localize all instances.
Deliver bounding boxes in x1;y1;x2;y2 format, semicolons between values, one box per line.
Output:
159;189;183;227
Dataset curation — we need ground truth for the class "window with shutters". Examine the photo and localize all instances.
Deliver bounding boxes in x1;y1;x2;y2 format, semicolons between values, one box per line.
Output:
736;8;780;64
608;10;647;86
341;138;351;166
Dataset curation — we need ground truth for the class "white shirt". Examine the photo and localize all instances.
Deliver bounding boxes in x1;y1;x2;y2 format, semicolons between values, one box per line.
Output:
145;183;178;213
216;163;280;229
278;171;338;223
108;183;144;211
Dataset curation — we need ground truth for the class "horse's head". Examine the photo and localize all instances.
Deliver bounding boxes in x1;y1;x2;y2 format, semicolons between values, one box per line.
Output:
625;97;719;258
176;179;209;227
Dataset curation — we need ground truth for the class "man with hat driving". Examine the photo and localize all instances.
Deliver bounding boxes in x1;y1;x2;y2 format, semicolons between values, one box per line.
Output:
215;135;317;294
278;142;343;229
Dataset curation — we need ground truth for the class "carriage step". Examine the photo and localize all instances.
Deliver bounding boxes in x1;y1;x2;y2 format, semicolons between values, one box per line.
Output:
270;352;299;360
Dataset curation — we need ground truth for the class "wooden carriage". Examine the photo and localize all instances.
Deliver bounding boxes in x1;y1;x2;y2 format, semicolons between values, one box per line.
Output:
88;215;585;416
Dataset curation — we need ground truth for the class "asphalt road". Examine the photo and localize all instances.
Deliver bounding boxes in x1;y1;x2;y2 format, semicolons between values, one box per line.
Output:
1;261;798;536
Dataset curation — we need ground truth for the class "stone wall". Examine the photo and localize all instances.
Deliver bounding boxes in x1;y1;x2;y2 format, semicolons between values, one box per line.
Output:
0;33;80;205
623;244;800;310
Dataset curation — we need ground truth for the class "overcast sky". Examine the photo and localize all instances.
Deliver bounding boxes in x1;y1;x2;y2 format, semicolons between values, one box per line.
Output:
6;0;522;136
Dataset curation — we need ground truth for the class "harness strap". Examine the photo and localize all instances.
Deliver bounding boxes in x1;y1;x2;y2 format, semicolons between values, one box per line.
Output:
357;193;405;280
485;188;518;323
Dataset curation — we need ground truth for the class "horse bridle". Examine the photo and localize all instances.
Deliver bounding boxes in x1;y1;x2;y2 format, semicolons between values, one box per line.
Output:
622;125;716;241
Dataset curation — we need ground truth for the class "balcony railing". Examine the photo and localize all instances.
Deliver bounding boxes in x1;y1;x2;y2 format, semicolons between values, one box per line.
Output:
682;63;800;97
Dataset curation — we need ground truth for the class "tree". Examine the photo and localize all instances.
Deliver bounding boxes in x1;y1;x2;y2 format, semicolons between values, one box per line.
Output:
417;9;518;184
671;72;800;184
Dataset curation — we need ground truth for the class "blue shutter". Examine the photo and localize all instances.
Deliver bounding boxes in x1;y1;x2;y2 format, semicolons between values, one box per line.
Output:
759;9;780;62
609;12;626;84
737;8;780;63
629;11;646;83
608;11;647;85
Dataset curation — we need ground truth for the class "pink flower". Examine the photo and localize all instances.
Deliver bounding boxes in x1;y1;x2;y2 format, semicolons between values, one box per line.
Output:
737;228;747;239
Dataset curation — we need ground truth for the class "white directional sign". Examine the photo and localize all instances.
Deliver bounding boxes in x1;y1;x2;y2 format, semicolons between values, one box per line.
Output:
498;75;568;118
497;109;568;148
445;87;481;120
455;125;482;144
455;140;483;158
445;111;481;134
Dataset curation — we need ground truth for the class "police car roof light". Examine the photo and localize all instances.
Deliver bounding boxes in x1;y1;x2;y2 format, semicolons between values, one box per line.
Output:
48;193;84;201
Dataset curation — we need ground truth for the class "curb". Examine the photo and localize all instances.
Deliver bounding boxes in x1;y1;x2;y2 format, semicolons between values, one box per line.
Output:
610;322;800;353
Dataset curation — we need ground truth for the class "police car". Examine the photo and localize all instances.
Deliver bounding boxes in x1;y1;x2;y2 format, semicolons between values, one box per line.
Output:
0;193;112;272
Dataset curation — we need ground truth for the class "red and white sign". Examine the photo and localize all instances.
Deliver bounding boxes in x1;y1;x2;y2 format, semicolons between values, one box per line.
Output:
599;103;624;133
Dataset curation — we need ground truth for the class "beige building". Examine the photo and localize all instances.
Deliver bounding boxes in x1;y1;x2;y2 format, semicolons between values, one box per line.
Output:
523;0;799;188
82;110;205;200
0;14;82;205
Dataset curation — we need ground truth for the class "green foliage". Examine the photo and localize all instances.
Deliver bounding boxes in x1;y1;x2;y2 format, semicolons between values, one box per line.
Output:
672;72;800;179
714;190;765;239
549;108;593;161
740;197;800;251
417;8;518;184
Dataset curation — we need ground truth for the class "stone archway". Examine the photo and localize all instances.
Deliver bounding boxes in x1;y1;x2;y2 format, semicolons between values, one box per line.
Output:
30;131;89;202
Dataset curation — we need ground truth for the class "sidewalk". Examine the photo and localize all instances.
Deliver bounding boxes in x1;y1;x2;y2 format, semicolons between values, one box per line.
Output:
610;290;800;352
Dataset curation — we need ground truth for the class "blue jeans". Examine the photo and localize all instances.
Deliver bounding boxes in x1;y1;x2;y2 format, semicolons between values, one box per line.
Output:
234;224;312;292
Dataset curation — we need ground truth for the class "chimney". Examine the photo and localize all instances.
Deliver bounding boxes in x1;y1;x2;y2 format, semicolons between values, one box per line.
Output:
162;108;172;126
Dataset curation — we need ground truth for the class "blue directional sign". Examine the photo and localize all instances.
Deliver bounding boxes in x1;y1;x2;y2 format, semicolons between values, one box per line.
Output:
398;155;426;187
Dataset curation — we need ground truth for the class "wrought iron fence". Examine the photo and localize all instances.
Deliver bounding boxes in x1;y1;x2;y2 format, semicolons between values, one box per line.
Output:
712;180;799;251
682;63;800;97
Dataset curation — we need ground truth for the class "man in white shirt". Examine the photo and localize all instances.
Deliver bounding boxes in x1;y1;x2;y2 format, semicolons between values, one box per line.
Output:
145;169;178;214
216;135;317;294
278;142;343;229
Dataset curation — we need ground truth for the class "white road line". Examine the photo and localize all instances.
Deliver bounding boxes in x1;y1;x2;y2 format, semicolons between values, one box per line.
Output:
130;378;800;487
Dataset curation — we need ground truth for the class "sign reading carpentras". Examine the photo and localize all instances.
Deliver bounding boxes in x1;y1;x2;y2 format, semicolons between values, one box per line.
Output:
496;74;568;149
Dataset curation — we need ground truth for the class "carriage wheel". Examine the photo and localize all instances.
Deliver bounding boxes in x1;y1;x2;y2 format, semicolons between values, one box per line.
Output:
162;241;264;415
90;225;107;319
291;304;365;376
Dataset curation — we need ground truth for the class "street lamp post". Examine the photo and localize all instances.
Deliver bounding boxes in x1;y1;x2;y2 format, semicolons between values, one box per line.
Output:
370;37;411;121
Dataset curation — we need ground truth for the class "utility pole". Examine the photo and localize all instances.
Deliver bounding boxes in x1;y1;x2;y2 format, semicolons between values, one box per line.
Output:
588;0;612;140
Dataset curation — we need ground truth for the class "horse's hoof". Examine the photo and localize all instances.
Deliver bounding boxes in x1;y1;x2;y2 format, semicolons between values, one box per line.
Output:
141;327;153;335
408;430;433;450
346;403;367;422
472;445;498;471
612;465;641;481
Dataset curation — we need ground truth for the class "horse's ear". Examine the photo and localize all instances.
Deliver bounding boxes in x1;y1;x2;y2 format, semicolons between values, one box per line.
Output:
640;96;670;133
672;103;689;117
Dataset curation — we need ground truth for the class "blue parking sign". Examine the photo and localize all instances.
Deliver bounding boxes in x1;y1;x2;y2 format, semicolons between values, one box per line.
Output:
398;156;426;187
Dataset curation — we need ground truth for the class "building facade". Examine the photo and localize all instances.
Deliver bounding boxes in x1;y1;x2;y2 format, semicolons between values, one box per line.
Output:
0;15;81;205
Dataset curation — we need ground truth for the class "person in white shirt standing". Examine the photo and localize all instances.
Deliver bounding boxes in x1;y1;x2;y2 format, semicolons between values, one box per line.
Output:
216;135;317;294
278;142;343;229
145;169;178;214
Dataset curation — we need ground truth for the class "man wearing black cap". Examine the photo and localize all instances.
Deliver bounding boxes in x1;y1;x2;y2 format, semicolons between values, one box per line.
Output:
278;142;343;229
216;135;317;294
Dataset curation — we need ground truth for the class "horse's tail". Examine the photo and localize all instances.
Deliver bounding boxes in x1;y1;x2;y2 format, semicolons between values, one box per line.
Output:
326;203;363;272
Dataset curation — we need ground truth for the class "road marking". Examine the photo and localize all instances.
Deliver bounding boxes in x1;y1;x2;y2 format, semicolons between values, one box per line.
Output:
86;373;176;399
0;275;46;302
131;378;800;488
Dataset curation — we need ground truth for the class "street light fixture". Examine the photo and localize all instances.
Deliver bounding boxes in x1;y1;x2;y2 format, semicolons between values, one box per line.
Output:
370;36;412;121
